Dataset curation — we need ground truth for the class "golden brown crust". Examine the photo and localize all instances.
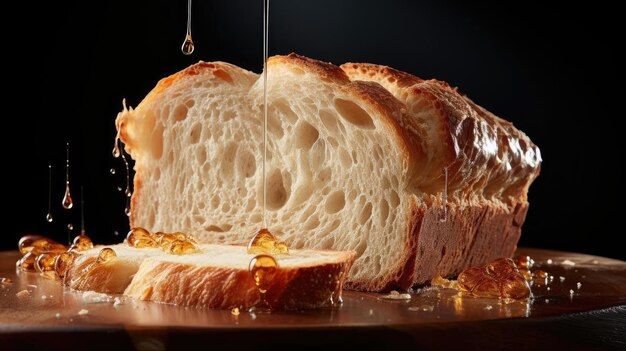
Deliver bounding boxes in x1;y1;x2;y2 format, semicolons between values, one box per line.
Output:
340;63;542;203
268;53;350;84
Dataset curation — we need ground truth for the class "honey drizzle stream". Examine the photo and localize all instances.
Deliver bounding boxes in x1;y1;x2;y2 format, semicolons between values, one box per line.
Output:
80;185;86;235
112;133;131;217
120;144;132;216
46;165;53;223
62;143;73;210
262;0;270;229
181;0;194;55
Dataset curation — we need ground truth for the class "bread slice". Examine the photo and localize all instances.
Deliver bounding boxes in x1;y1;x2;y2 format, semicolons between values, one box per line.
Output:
116;53;541;291
65;244;355;310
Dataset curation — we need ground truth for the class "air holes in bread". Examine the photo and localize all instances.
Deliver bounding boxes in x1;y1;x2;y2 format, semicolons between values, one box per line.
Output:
325;191;345;214
210;195;220;209
359;202;373;225
213;69;233;83
339;148;352;168
304;215;320;230
196;147;207;165
205;225;224;232
220;142;237;178
268;114;284;138
173;104;188;122
185;99;195;108
151;124;164;159
319;110;340;137
379;199;389;224
389;191;400;208
334;99;375;129
189;123;202;144
295;121;319;149
273;99;298;124
292;185;313;207
236;149;256;178
265;170;290;210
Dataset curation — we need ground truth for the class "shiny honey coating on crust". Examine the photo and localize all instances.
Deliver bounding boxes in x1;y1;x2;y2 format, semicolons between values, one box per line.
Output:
15;234;85;279
15;233;120;280
127;227;199;255
247;228;289;255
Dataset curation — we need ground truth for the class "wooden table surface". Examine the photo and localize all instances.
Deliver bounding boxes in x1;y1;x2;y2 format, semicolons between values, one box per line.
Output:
1;248;625;350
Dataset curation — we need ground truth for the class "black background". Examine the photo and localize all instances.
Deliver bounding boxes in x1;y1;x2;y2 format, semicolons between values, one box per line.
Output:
3;1;624;260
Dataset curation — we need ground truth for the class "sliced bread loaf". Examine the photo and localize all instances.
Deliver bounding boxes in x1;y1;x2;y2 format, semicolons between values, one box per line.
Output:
116;53;541;291
65;244;355;310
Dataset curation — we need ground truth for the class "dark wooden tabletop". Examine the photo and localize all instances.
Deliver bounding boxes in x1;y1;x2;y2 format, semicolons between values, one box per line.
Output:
1;248;625;350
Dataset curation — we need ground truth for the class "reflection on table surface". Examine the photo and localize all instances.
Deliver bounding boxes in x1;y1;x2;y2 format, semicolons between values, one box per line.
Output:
1;248;625;328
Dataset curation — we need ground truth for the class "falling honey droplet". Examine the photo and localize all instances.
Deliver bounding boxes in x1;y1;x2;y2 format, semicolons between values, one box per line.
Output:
119;144;132;217
62;182;73;209
46;164;53;223
67;223;74;231
110;168;116;175
181;35;194;55
249;254;278;311
112;135;121;158
181;0;194;55
62;143;73;210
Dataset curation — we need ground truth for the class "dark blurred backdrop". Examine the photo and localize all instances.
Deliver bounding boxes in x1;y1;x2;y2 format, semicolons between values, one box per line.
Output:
3;1;624;260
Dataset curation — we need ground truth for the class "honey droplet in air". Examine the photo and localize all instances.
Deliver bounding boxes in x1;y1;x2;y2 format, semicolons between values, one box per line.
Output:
46;164;53;223
35;252;57;273
62;143;74;209
168;240;198;255
181;35;194;55
62;182;73;210
96;248;117;264
110;168;116;175
181;0;194;55
249;254;278;294
72;234;93;251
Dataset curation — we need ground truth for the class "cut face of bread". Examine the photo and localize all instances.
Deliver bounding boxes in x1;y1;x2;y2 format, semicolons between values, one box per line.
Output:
117;54;541;291
65;244;355;310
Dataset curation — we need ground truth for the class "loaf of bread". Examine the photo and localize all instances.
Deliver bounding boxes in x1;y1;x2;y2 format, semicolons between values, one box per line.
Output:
116;53;541;292
65;244;355;310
